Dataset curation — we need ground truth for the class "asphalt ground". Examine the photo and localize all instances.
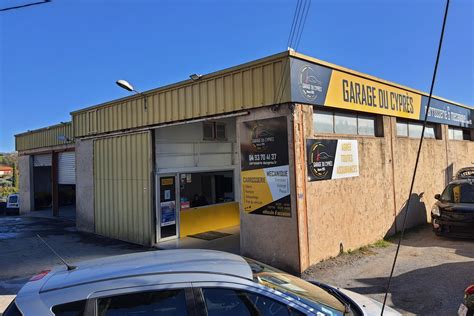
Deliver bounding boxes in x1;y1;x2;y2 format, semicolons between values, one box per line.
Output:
302;225;474;315
0;214;150;313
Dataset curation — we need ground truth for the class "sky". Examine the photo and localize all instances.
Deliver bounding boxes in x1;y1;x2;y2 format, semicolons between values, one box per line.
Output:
0;0;472;152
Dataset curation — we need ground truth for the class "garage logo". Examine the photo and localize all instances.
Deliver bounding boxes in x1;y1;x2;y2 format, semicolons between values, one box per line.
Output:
308;142;334;180
299;65;323;102
250;125;274;151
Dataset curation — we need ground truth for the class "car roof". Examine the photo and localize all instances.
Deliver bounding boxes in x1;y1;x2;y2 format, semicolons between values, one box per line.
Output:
448;179;473;185
40;249;253;292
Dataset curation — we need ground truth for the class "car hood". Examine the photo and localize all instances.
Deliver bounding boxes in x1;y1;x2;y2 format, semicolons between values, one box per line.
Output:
337;288;401;316
437;202;474;213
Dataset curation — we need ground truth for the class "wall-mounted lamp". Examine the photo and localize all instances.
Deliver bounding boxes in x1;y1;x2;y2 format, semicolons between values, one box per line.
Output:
58;135;72;143
189;74;202;81
116;79;147;111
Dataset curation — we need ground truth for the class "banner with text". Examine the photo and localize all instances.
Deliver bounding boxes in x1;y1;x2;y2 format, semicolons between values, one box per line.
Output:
240;116;291;217
291;58;473;128
307;139;359;181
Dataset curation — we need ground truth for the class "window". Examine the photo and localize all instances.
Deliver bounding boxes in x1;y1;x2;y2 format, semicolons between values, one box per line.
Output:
201;288;305;316
313;109;378;136
179;171;234;209
441;182;474;204
203;122;227;140
396;120;439;139
448;127;471;140
3;301;22;316
97;289;188;316
52;300;86;316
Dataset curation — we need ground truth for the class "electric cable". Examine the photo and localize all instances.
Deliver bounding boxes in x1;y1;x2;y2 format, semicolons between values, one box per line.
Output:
274;0;312;106
0;0;50;12
380;0;450;314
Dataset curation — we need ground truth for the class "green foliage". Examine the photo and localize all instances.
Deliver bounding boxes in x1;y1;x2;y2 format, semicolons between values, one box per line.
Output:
0;186;17;198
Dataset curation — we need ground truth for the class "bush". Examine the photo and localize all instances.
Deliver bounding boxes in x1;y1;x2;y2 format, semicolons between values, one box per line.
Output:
0;187;17;198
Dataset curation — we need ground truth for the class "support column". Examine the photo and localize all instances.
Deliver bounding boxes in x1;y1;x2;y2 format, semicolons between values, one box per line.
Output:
52;151;59;216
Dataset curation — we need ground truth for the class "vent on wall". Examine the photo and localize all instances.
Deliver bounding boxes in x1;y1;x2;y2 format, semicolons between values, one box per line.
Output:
203;122;215;140
215;122;226;140
203;122;227;141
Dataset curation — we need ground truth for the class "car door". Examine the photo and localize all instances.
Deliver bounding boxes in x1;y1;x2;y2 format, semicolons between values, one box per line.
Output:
87;282;196;316
191;282;312;316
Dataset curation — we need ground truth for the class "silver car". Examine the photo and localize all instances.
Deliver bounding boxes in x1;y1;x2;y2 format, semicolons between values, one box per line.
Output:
4;249;400;315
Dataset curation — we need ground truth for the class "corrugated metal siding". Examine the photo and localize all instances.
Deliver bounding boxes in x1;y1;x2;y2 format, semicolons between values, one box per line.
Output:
94;132;153;245
73;56;290;137
15;123;73;151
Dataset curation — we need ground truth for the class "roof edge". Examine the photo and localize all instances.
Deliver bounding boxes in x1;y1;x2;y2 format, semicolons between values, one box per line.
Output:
14;121;72;138
70;51;291;115
289;51;473;110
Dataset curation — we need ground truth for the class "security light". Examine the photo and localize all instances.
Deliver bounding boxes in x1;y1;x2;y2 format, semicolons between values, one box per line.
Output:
115;79;147;111
58;135;71;142
189;74;202;81
116;80;135;92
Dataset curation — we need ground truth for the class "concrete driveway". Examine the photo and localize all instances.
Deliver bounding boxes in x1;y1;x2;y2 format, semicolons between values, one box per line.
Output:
303;225;474;315
0;214;150;312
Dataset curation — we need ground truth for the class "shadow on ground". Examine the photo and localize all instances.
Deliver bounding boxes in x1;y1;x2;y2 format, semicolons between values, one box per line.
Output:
349;261;474;315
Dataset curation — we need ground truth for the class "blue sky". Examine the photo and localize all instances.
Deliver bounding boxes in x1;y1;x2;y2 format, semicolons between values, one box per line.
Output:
0;0;472;152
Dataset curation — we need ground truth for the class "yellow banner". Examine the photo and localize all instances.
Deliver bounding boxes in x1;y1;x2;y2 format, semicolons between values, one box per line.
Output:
241;168;273;213
325;70;421;119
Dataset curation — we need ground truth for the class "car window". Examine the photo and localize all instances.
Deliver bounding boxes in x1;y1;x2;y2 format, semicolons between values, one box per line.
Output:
441;182;474;203
3;300;22;316
201;288;305;316
97;289;188;316
52;299;86;316
8;195;17;204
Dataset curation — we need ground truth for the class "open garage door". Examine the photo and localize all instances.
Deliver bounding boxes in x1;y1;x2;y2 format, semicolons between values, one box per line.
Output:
33;154;52;209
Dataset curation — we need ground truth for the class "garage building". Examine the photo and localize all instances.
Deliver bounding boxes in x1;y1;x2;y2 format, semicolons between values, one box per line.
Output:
16;122;76;219
15;51;474;273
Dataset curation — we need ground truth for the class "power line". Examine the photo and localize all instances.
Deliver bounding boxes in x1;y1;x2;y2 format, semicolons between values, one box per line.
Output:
0;0;50;12
380;0;450;314
274;0;312;105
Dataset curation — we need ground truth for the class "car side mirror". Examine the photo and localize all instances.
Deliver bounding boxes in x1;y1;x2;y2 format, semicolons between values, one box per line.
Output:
434;194;441;200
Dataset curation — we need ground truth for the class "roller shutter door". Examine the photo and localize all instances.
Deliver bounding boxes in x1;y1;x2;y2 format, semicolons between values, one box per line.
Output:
34;154;52;167
58;152;76;184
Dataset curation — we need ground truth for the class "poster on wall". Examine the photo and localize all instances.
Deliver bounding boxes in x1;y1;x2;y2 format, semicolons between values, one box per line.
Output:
240;116;291;217
306;139;359;181
160;201;176;227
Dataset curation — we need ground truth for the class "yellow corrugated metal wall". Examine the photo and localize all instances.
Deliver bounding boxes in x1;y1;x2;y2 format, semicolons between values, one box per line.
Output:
94;132;154;245
73;55;290;137
15;123;73;151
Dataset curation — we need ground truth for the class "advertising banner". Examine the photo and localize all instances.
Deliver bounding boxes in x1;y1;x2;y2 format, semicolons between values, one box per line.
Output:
307;139;359;181
291;58;473;128
240;116;291;217
160;201;176;227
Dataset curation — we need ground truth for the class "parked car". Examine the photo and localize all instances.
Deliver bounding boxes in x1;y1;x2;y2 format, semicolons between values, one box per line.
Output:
5;193;19;215
458;285;474;316
431;168;474;238
4;249;400;315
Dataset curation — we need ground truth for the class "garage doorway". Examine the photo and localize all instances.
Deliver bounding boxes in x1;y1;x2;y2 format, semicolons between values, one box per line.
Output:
58;151;76;219
33;154;52;210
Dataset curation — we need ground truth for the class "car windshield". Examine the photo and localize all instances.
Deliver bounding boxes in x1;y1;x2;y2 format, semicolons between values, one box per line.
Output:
244;258;348;315
441;182;474;203
8;195;18;204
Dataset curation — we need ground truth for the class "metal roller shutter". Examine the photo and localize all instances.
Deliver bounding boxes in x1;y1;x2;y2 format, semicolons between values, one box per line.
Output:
58;152;76;184
34;154;52;167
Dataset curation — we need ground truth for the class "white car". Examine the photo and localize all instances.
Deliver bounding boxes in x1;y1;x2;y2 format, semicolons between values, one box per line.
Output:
5;193;19;215
4;249;400;315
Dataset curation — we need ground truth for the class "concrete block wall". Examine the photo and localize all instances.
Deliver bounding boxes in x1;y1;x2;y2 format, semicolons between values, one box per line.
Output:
237;106;301;274
18;155;34;214
75;138;94;233
294;104;474;271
